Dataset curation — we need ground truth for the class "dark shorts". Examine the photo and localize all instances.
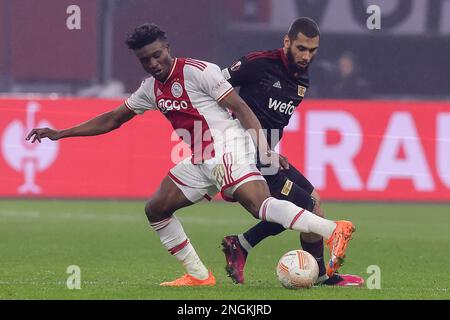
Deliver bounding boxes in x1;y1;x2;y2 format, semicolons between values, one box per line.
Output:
262;162;315;195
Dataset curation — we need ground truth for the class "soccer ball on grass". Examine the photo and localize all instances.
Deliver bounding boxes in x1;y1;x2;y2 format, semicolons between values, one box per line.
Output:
276;250;319;289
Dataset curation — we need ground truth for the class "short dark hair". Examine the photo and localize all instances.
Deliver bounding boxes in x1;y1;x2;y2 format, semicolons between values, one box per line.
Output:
125;23;167;50
287;17;320;39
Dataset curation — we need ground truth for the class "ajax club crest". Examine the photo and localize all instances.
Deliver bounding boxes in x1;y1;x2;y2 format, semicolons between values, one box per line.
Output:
171;82;183;98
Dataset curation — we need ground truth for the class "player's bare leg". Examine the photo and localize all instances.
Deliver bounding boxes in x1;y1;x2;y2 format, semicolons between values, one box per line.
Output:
146;176;215;286
232;180;355;279
300;190;325;244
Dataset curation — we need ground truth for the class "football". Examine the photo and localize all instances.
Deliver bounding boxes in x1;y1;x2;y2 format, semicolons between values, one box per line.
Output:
276;250;319;289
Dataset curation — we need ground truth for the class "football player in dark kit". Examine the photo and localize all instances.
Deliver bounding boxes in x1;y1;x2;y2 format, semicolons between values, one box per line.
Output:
221;17;364;286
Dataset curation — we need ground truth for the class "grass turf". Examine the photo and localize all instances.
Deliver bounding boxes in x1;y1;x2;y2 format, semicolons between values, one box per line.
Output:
0;200;449;300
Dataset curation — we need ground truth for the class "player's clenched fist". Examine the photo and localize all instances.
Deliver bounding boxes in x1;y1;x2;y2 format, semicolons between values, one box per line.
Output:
26;128;61;143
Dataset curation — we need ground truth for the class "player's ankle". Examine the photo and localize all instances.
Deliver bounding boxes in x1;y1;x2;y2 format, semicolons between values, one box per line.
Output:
315;274;329;284
187;268;209;280
237;234;252;253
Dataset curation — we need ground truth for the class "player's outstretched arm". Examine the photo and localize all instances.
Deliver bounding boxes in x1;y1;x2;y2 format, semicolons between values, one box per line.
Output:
25;104;136;143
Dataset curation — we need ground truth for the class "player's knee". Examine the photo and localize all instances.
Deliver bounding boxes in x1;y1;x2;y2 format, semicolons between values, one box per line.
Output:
243;197;266;218
238;197;259;218
265;173;285;196
145;199;171;223
235;181;271;218
144;200;155;222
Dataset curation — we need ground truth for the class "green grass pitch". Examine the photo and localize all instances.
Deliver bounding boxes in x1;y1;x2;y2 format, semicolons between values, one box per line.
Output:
0;199;449;299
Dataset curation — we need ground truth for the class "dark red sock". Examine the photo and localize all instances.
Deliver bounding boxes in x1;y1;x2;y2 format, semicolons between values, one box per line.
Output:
300;236;326;277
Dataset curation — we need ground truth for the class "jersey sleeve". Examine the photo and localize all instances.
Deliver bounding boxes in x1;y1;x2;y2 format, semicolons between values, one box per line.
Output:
222;55;259;87
194;62;234;102
125;78;157;114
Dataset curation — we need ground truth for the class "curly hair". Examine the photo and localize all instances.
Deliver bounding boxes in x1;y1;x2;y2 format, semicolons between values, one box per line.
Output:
125;23;167;50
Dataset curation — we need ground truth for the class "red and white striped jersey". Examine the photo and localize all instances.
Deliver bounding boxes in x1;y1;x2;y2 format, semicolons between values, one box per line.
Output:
125;58;251;163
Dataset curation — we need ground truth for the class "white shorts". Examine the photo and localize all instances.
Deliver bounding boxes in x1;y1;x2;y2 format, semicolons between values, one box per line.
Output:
168;150;265;203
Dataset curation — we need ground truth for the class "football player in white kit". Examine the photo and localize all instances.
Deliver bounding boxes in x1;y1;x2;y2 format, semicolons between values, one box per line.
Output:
26;24;355;286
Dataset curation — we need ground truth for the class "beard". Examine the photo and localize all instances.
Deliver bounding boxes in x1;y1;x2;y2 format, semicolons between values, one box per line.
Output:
287;46;313;73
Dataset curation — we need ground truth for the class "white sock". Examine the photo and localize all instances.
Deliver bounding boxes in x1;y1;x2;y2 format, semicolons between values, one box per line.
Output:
238;234;253;252
150;215;209;280
259;197;336;239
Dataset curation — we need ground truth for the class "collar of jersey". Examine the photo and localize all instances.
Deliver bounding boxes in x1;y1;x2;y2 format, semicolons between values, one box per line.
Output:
278;48;306;79
159;58;178;84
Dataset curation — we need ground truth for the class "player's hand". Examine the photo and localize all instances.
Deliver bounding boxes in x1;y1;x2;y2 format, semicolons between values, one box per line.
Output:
279;154;289;170
25;128;61;143
259;151;289;170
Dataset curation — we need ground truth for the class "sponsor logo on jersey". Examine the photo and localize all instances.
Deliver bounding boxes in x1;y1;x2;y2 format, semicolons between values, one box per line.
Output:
157;99;188;113
268;98;296;115
298;85;307;97
230;60;242;72
281;179;293;196
171;82;183;98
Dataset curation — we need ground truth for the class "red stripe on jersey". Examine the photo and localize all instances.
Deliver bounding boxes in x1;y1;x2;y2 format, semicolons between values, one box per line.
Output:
168;174;212;203
227;153;234;182
185;59;206;71
154;58;215;163
185;62;206;71
277;48;290;72
246;51;277;58
217;87;233;102
220;172;263;202
186;58;207;68
221;193;236;203
246;49;294;76
246;51;279;62
246;51;267;59
247;54;279;62
223;153;233;185
221;172;262;192
168;238;189;255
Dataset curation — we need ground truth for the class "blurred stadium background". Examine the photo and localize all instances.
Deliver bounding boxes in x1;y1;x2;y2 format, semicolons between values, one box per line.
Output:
2;0;450;200
0;0;449;299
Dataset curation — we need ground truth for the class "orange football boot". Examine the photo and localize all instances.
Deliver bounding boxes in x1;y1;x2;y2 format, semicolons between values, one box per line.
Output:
325;220;356;277
160;271;216;287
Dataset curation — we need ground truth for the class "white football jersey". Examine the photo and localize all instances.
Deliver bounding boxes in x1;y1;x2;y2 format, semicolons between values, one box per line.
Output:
125;58;254;163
